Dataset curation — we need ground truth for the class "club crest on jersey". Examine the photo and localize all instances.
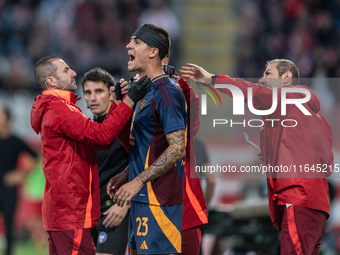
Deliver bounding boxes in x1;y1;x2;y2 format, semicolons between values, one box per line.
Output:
98;232;107;244
139;99;146;110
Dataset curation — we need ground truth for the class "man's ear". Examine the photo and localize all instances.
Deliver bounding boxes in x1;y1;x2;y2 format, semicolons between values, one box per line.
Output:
149;48;159;58
283;71;293;85
46;77;57;88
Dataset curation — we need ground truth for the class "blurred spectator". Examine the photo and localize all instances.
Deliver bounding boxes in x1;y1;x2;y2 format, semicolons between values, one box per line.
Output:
0;106;37;255
19;152;47;251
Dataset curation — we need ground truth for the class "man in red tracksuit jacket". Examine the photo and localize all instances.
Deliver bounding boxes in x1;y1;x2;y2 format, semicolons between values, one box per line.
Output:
181;59;333;255
30;56;151;255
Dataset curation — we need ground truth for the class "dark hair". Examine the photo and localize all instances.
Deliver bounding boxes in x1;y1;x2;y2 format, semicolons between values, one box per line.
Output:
34;56;60;90
266;59;300;85
81;67;115;90
144;23;171;56
164;50;171;60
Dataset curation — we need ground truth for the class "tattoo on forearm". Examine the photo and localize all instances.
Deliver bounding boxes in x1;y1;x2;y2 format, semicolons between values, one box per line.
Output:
137;129;186;184
154;154;167;166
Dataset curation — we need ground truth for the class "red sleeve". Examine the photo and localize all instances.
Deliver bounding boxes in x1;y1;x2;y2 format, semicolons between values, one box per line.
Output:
215;75;276;110
48;101;133;147
117;116;132;154
111;99;133;153
94;101;122;150
178;77;200;137
99;100;131;153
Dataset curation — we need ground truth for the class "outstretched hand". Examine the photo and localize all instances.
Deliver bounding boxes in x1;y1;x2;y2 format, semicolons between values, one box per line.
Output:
180;63;214;85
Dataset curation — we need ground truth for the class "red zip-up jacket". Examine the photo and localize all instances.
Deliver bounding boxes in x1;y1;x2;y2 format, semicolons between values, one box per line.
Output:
178;77;208;230
30;89;133;231
215;76;333;230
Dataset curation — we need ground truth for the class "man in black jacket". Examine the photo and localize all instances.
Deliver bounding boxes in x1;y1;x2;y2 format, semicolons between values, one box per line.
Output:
81;68;130;255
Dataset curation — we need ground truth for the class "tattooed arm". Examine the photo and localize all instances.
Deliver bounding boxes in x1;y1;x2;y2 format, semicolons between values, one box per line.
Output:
114;129;186;207
137;129;186;183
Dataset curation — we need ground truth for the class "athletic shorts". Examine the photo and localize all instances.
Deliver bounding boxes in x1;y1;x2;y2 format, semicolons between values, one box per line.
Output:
179;226;202;255
95;211;129;255
280;204;327;255
128;201;183;254
48;228;95;255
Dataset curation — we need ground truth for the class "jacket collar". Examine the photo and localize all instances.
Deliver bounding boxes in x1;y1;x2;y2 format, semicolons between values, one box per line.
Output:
93;114;107;123
42;89;80;104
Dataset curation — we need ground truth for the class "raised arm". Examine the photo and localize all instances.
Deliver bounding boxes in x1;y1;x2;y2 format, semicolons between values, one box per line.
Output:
180;63;214;85
49;76;151;146
180;63;277;110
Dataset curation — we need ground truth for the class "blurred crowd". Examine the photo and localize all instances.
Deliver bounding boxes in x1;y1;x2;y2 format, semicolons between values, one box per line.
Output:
235;0;340;103
0;0;180;93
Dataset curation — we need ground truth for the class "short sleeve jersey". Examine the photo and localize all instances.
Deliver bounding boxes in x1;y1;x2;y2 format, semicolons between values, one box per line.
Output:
129;74;187;206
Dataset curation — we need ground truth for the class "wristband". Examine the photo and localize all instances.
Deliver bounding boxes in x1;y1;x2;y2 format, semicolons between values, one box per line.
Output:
212;74;219;86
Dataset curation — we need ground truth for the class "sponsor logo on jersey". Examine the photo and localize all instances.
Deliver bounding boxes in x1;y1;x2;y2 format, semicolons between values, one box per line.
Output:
140;240;148;249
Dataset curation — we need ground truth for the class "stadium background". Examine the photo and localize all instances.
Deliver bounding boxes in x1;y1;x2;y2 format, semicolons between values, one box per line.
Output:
1;0;340;254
